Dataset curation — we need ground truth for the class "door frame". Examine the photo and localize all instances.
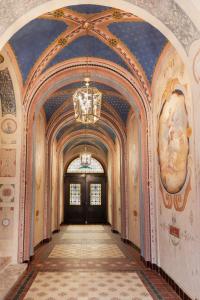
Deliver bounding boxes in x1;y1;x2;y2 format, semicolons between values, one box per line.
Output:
64;173;107;224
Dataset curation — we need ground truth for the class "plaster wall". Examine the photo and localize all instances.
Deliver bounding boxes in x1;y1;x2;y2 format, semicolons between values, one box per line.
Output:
114;138;121;233
0;49;22;262
107;150;112;225
33;111;46;247
127;113;140;248
152;45;200;300
51;139;58;232
59;154;64;224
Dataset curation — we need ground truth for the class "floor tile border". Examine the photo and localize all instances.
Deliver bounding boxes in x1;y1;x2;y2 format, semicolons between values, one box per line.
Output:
8;270;167;300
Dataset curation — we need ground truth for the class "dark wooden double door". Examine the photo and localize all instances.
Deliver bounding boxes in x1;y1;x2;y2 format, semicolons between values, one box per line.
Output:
64;174;106;224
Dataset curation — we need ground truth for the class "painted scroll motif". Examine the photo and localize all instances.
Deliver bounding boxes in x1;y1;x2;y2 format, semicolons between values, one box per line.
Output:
0;149;16;177
158;80;191;211
0;68;16;116
158;89;189;194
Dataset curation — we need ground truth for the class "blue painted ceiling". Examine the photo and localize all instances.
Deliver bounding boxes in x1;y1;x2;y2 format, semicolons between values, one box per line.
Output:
44;35;130;73
63;137;108;154
44;82;130;124
9;4;167;143
68;5;110;14
56;121;116;142
10;19;67;82
9;4;167;83
108;22;167;81
103;95;130;123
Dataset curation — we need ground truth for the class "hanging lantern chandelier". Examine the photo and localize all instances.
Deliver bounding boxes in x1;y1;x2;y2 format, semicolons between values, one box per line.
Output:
80;146;92;167
73;77;102;124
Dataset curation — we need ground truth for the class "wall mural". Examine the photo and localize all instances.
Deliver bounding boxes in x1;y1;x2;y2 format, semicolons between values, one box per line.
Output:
0;184;15;203
158;80;191;211
0;68;16;116
1;118;17;134
0;207;14;238
0;149;16;177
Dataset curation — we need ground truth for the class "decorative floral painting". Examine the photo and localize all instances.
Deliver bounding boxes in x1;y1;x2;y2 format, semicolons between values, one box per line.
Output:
158;89;189;194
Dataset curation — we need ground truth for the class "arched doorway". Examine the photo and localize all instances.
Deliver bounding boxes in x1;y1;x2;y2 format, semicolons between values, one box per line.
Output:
64;157;107;224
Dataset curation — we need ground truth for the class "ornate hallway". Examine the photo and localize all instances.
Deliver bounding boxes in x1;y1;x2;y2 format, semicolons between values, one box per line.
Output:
0;2;200;299
7;225;180;300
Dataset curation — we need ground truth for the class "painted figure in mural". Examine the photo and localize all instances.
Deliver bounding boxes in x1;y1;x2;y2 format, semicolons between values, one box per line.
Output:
158;89;189;194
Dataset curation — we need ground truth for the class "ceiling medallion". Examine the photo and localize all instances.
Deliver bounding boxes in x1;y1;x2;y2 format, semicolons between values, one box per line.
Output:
109;38;118;47
58;37;68;47
53;9;65;18
112;10;123;19
73;77;102;124
82;21;93;31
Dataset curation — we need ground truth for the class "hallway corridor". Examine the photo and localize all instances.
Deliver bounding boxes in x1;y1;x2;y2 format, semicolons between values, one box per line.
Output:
7;225;180;300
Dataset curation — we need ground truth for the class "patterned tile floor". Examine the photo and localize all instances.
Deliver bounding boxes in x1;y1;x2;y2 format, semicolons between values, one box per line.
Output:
61;232;111;240
23;272;153;300
49;244;125;258
66;225;104;231
6;225;181;300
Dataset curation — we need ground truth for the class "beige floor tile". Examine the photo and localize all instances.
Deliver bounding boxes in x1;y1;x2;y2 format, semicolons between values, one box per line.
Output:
61;232;111;240
66;225;105;231
49;244;125;258
24;271;153;300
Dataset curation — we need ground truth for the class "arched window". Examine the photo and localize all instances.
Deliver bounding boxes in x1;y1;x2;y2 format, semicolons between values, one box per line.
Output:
67;157;104;174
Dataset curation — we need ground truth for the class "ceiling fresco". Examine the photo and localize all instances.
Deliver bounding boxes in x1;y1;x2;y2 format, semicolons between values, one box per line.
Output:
108;22;166;81
10;19;67;81
56;122;116;142
7;4;168;148
68;5;110;14
63;137;108;154
44;82;130;124
44;35;130;73
9;5;167;84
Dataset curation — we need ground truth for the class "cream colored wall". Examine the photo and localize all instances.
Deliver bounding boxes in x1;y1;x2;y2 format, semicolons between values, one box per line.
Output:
127;113;140;248
33;111;46;247
59;154;64;224
51;139;58;232
107;150;113;225
114;138;121;233
0;49;22;262
152;45;200;299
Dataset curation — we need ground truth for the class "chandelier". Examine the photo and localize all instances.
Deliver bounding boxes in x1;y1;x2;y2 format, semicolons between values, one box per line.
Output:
80;146;91;167
73;77;102;124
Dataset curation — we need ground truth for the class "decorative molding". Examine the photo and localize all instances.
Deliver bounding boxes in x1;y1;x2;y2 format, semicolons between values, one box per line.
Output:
0;68;16;116
129;0;200;53
1;118;17;134
0;184;15;203
0;0;199;54
193;48;200;83
0;149;16;177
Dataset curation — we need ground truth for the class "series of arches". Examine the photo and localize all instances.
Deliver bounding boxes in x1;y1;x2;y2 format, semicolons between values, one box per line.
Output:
0;2;200;299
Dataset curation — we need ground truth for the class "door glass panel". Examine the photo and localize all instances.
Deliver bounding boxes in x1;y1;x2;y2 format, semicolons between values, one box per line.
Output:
90;184;101;206
70;184;81;205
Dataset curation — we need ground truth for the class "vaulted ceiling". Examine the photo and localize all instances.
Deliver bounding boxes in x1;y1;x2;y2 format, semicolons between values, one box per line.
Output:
8;4;168;148
9;5;167;83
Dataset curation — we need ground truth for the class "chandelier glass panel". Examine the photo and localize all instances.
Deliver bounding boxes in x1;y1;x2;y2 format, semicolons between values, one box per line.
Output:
73;78;102;124
80;151;92;167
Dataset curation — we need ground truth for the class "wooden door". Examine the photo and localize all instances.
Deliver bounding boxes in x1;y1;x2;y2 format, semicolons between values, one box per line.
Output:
86;175;106;224
64;175;86;224
64;174;106;224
